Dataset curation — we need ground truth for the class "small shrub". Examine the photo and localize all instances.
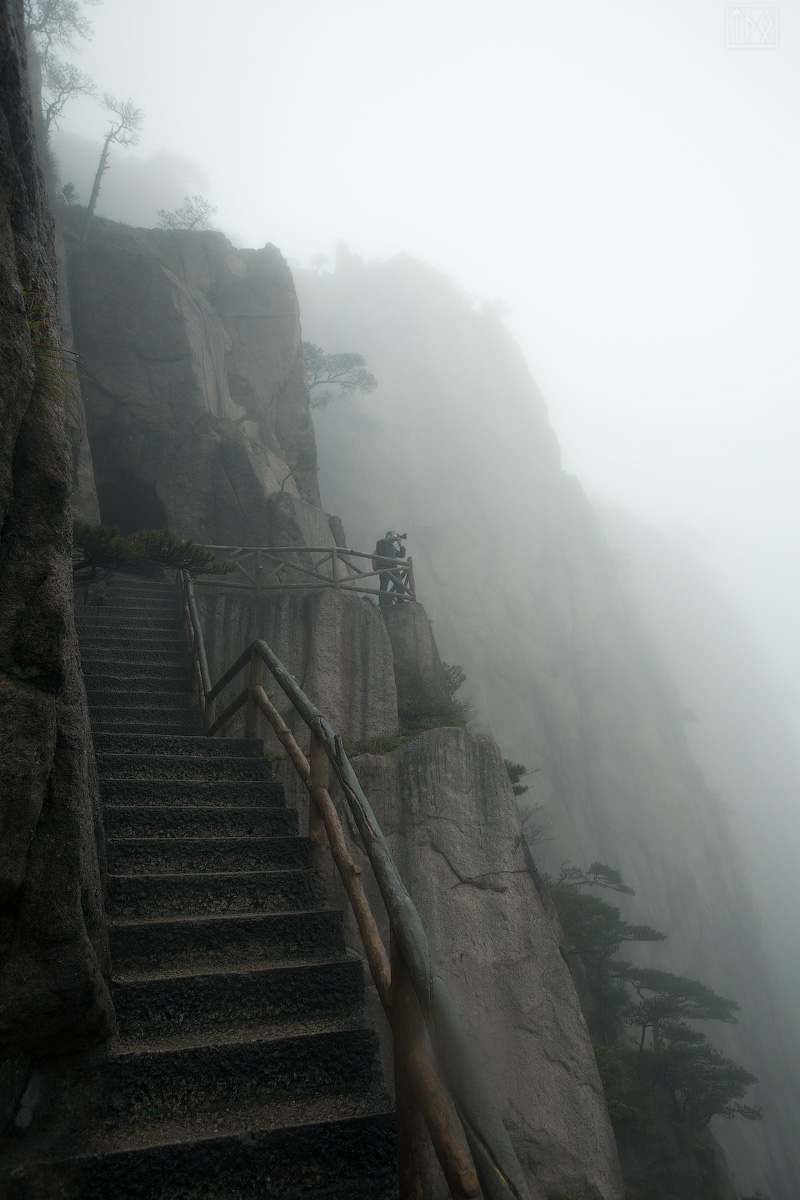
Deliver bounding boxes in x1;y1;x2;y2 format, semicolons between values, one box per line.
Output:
398;690;472;734
504;759;529;797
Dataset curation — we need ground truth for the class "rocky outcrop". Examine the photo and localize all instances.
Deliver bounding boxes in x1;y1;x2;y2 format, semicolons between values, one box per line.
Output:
0;0;113;1100
294;252;798;1198
194;587;399;744
381;601;450;705
281;728;624;1199
64;220;319;541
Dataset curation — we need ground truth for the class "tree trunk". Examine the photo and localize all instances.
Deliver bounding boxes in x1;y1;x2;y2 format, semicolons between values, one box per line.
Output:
81;132;113;244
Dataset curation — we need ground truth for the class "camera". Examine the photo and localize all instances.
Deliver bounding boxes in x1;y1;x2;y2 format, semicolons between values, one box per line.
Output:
395;533;407;541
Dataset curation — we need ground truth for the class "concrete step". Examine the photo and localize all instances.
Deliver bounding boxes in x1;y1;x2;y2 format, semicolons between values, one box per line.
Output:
112;956;365;1045
7;1108;397;1200
107;866;319;919
107;835;307;875
100;779;286;808
94;734;263;758
97;754;274;782
109;908;345;973
103;804;296;840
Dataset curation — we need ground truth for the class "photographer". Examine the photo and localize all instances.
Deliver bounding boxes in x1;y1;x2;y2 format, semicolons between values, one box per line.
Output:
374;530;408;606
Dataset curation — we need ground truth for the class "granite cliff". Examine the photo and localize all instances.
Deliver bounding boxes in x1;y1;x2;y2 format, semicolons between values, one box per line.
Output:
0;0;112;1128
63;218;320;542
293;250;800;1199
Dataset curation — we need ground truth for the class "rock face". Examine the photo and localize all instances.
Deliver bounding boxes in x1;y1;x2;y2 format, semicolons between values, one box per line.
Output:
64;221;319;541
285;729;624;1200
293;252;799;1198
0;0;113;1105
194;587;399;744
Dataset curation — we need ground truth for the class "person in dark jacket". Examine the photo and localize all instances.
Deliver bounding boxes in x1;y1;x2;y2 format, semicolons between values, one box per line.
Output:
374;531;407;605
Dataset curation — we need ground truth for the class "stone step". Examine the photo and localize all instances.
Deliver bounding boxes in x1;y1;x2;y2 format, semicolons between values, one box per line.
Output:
94;734;263;758
82;661;189;683
99;1027;381;1135
76;614;184;630
107;835;307;875
8;1109;397;1200
100;779;286;808
81;646;188;666
92;722;202;737
112;957;365;1046
104;804;296;840
97;754;273;782
79;635;185;654
109;908;345;973
107;866;318;919
86;690;195;709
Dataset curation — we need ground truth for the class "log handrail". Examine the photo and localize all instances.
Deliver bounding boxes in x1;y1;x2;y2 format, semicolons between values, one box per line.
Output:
192;544;417;602
179;570;530;1200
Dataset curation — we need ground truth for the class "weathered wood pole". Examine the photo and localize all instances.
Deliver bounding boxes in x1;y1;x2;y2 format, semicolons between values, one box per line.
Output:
307;732;328;872
244;646;264;739
391;930;432;1200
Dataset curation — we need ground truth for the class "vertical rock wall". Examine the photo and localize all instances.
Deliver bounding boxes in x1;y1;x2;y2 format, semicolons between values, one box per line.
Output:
0;0;113;1117
64;221;319;542
293;252;799;1198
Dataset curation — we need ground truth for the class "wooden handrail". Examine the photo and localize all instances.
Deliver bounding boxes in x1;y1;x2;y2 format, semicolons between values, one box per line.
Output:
192;544;417;602
179;571;529;1200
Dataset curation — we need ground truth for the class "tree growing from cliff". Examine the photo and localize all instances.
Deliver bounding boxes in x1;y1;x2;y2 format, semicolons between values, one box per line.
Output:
81;93;144;244
24;0;101;64
41;56;95;132
302;342;377;410
548;863;761;1135
157;195;218;231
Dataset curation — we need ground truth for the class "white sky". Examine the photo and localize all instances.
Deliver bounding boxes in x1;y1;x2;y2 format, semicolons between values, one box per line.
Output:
53;0;800;696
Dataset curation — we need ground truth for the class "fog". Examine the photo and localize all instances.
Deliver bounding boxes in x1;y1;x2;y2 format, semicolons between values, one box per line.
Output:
51;0;800;721
40;3;800;1188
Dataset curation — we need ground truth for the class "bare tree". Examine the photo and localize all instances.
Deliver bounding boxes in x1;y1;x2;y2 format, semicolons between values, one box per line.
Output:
41;56;94;133
81;93;144;243
24;0;101;64
157;195;218;231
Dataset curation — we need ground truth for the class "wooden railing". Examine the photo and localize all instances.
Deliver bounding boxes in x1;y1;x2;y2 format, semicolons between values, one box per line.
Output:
179;570;531;1200
194;545;416;603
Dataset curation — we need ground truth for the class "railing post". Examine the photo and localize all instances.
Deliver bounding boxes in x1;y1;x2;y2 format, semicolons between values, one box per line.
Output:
307;732;328;873
331;546;340;589
244;646;264;739
406;556;415;602
256;548;262;594
390;929;432;1199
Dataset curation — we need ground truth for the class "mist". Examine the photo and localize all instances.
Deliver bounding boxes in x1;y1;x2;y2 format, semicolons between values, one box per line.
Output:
33;0;800;1193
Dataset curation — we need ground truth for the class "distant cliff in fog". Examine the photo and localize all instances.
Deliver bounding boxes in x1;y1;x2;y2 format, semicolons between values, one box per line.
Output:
293;249;800;1199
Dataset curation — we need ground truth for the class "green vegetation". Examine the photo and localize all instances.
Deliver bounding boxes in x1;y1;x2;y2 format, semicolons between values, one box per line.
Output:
23;288;81;412
547;863;761;1143
442;661;466;695
72;522;233;588
504;759;529;797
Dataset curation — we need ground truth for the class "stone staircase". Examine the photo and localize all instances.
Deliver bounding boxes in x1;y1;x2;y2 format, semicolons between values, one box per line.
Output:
9;576;396;1199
